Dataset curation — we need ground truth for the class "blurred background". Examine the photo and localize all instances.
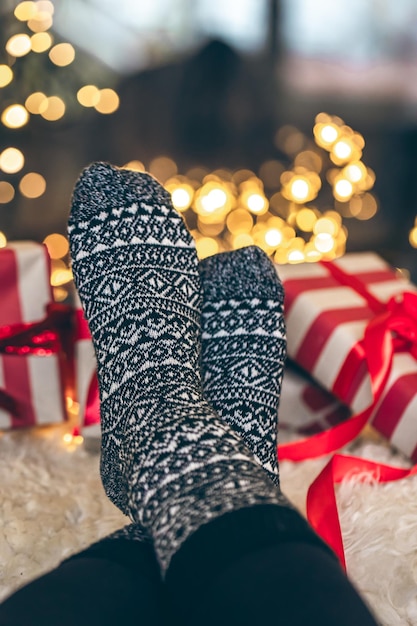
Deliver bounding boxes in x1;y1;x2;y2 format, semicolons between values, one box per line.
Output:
0;0;417;286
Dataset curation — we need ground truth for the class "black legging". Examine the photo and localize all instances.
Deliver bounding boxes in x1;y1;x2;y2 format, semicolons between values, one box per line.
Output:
0;507;378;626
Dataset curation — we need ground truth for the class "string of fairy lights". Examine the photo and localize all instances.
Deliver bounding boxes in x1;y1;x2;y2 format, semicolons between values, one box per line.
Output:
0;0;119;206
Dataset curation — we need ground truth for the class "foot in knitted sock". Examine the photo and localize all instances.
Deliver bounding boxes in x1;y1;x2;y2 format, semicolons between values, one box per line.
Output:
69;162;287;574
200;247;285;485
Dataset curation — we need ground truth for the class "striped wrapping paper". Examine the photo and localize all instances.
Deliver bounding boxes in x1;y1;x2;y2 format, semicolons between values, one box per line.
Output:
280;362;350;436
73;295;100;440
0;242;67;429
277;252;417;461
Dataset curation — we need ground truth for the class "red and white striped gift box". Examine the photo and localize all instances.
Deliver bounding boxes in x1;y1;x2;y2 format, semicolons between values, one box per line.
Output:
280;362;350;436
73;294;100;440
0;242;68;428
277;252;417;461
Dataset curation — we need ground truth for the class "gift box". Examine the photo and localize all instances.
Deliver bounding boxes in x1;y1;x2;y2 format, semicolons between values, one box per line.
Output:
0;242;70;429
280;362;351;436
277;252;417;460
73;295;100;441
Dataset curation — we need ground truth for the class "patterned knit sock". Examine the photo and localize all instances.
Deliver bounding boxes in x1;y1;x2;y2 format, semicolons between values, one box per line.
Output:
68;162;288;574
200;247;285;485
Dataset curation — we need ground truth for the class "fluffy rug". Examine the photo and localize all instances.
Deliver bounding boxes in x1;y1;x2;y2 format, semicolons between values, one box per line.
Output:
1;423;417;625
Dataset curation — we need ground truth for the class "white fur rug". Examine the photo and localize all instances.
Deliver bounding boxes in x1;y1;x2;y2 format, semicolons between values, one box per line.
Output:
1;424;417;625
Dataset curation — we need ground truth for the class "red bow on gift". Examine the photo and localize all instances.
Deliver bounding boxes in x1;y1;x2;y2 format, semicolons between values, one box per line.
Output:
278;288;417;568
0;303;74;420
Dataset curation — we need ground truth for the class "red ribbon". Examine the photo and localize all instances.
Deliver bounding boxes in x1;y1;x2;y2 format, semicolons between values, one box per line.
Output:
278;289;417;462
75;309;101;427
0;303;74;420
276;258;417;568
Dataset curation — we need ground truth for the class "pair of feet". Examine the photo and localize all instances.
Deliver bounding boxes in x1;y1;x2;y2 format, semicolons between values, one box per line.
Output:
69;163;292;574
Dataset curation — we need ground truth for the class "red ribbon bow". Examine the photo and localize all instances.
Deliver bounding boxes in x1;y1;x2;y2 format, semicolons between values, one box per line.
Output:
0;303;74;420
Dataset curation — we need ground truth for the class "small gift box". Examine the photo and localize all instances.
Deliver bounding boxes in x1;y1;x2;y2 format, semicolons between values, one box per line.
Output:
278;252;417;461
280;362;350;436
0;242;70;428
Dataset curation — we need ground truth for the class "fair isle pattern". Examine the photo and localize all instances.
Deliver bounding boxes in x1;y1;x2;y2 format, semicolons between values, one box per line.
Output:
200;247;286;485
68;163;287;574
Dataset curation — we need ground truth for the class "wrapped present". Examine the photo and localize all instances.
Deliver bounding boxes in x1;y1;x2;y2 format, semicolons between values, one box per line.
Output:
73;295;100;441
0;242;71;428
277;252;417;460
280;362;351;436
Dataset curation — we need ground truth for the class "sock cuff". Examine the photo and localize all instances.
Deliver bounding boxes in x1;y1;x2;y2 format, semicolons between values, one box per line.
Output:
166;503;336;596
199;246;284;302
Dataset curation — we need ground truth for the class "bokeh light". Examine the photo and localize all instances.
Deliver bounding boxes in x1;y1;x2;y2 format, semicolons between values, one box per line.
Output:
43;233;69;259
6;33;31;57
0;231;7;247
31;31;53;52
19;172;46;198
25;91;48;114
77;85;101;107
0;65;13;88
94;89;120;114
49;43;75;66
0;182;15;204
0;147;25;174
1;104;29;128
39;96;65;121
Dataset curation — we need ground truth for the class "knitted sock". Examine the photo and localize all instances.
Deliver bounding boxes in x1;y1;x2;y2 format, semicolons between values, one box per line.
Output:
68;162;289;574
200;247;285;484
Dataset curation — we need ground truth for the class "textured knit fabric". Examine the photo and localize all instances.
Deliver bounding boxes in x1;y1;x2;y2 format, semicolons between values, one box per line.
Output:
200;247;286;484
68;162;288;574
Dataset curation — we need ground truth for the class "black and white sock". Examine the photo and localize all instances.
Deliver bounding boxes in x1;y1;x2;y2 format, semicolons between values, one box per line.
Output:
104;247;287;545
69;162;288;574
200;247;285;484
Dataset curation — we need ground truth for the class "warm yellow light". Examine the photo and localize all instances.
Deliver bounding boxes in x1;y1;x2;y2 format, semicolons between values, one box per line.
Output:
195;237;219;259
231;233;255;249
290;178;310;202
288;249;305;263
201;188;227;213
1;104;29;128
43;233;69;259
25;91;47;114
77;85;100;107
31;31;53;52
226;209;253;234
314;232;335;253
123;160;145;172
63;433;73;444
28;11;53;32
0;65;13;88
264;228;283;247
51;267;73;286
49;43;75;66
409;227;417;248
320;124;338;144
36;1;54;15
94;89;120;114
314;217;338;236
0;231;7;247
333;140;352;161
0;182;15;204
6;34;32;57
356;193;378;220
304;243;322;262
334;179;354;200
171;186;193;212
247;192;267;214
19;172;46;198
149;156;177;184
14;1;37;20
295;208;317;232
40;96;65;121
344;162;366;183
0;148;25;174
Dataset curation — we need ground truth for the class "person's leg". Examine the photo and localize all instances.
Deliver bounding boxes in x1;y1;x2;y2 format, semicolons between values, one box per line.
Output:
69;162;316;576
0;526;164;626
0;245;289;625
